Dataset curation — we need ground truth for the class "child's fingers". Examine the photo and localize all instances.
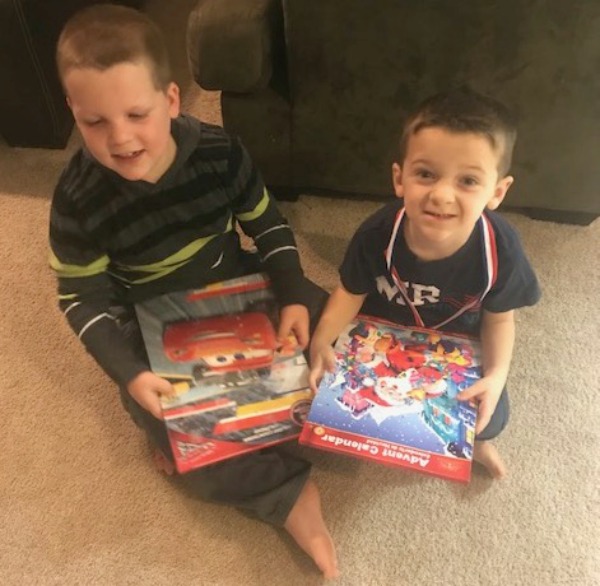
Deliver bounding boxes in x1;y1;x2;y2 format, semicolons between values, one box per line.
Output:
157;378;175;397
277;320;308;351
324;354;337;373
278;305;309;349
277;321;298;349
294;322;309;349
141;393;164;420
457;382;483;401
140;386;170;419
308;368;323;393
276;320;290;342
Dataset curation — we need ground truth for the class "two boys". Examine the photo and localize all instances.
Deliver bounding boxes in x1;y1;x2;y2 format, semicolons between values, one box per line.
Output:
50;4;539;579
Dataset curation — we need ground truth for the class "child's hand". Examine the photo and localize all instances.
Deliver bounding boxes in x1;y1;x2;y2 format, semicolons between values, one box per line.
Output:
127;371;175;419
308;344;336;394
457;375;505;435
277;304;310;350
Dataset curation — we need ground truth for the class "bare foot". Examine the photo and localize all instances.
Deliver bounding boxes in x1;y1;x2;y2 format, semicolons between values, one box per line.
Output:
284;479;339;579
473;441;507;479
152;447;176;476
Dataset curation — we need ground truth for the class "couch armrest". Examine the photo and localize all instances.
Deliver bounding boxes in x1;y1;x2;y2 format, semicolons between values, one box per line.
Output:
187;0;284;93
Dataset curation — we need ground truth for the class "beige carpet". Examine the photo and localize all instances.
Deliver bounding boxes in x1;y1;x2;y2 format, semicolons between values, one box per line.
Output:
2;4;599;584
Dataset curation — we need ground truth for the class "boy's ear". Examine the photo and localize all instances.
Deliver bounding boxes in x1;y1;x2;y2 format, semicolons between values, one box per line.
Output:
392;162;404;199
166;82;181;118
487;175;514;210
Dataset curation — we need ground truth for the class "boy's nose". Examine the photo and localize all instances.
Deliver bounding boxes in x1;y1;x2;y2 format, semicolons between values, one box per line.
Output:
429;181;455;203
108;121;133;147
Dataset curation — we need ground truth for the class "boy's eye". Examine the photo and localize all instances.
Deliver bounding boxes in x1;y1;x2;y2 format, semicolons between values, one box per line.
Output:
415;168;435;180
461;176;480;187
83;119;103;127
129;112;148;120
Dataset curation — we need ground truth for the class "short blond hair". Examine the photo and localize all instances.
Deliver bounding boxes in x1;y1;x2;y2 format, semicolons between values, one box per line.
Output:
57;4;171;90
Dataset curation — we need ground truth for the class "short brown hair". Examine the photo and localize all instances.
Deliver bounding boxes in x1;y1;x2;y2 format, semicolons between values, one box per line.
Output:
57;4;171;90
399;87;518;177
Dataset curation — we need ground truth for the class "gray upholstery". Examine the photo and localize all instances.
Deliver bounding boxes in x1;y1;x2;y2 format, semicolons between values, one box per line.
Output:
187;0;282;93
188;0;600;223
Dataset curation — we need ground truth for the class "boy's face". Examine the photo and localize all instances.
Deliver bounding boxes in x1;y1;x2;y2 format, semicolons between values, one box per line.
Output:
64;61;180;183
392;127;513;259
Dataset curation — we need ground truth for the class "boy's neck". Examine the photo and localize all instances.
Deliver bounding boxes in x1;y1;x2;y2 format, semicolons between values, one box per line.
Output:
403;219;473;262
144;135;178;184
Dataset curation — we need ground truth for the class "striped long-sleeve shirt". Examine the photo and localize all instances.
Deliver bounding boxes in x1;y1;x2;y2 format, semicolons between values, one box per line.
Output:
49;115;309;387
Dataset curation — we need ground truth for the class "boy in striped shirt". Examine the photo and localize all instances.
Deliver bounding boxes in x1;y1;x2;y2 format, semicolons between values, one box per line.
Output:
50;4;337;578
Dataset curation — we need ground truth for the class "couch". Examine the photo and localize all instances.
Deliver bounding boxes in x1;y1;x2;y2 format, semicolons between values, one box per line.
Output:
0;0;144;149
187;0;600;224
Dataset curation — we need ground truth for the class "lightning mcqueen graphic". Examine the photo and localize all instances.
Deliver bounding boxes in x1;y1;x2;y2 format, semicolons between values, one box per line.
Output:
163;312;278;384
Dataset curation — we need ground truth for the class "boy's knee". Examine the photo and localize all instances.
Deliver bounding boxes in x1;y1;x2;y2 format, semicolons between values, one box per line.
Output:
175;449;311;525
476;387;510;441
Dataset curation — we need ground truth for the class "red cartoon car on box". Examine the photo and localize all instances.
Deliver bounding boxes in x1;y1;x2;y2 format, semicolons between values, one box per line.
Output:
163;312;278;384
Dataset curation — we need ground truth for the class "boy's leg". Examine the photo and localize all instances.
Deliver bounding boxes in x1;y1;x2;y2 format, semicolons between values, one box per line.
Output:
120;383;310;521
120;385;337;577
116;310;312;525
115;284;338;575
473;387;510;478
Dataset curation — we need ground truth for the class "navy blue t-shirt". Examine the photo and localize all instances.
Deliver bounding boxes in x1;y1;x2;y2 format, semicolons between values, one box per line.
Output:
340;200;541;336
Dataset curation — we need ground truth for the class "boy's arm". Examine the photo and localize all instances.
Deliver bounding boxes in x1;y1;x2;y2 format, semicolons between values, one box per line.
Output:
308;284;366;392
50;248;148;386
227;139;308;307
49;192;170;412
51;253;174;417
480;309;516;387
458;309;515;434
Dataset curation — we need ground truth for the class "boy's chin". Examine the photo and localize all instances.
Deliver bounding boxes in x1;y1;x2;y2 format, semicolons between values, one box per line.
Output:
106;159;151;182
109;167;145;181
408;220;476;254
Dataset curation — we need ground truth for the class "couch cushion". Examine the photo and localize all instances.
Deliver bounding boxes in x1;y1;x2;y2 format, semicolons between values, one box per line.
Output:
187;0;282;93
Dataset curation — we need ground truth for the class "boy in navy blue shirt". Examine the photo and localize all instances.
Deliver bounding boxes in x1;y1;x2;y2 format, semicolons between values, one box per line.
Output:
310;88;541;479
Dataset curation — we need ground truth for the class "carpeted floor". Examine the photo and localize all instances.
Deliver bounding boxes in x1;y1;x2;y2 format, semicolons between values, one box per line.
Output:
1;2;598;584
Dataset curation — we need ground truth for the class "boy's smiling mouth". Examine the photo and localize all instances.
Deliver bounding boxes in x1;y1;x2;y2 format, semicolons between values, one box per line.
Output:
113;150;144;160
424;211;456;220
